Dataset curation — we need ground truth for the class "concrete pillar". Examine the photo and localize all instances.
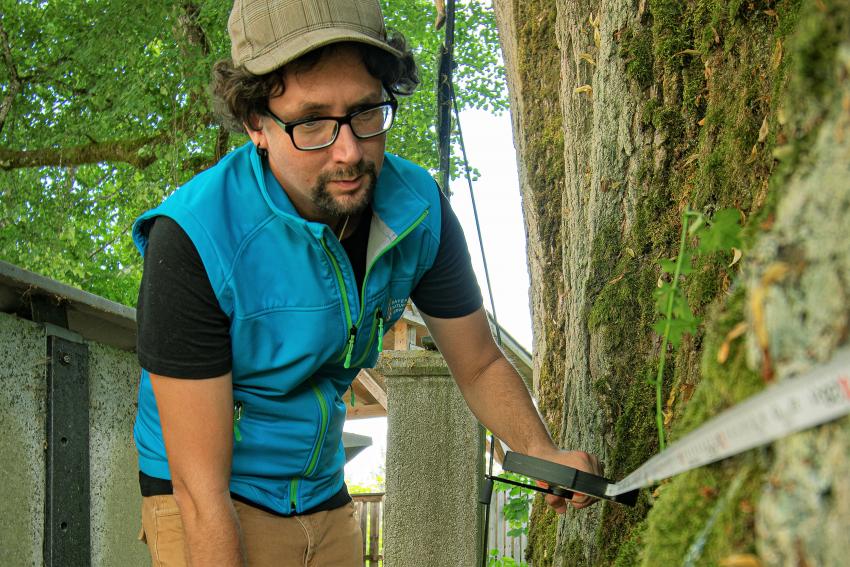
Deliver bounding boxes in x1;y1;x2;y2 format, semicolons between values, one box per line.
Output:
381;351;484;567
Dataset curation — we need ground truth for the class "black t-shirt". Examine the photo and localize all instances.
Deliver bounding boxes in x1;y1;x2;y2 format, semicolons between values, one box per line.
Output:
135;187;483;513
137;189;482;377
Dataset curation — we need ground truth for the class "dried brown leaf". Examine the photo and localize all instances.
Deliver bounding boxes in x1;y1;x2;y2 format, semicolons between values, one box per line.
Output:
717;321;748;364
580;52;596;66
771;39;783;70
758;116;770;143
720;554;763;567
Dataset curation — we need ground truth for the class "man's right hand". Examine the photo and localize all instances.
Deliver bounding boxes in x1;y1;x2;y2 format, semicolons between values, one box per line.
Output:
527;448;602;513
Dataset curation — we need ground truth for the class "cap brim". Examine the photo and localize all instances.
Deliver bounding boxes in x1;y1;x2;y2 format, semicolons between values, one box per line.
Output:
243;27;402;75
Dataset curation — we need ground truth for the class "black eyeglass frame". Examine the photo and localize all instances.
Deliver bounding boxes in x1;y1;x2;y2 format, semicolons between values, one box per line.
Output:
265;91;398;151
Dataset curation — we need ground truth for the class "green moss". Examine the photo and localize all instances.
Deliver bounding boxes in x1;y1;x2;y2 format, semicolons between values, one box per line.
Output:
519;0;850;564
527;499;559;567
649;0;688;62
621;28;655;89
639;458;764;566
512;2;567;562
612;522;646;566
637;287;765;564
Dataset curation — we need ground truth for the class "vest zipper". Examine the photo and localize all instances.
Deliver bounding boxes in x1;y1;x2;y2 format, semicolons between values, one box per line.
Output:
289;385;329;513
320;237;356;366
343;326;356;368
350;210;429;368
294;211;429;511
233;401;243;443
305;384;329;477
351;309;382;374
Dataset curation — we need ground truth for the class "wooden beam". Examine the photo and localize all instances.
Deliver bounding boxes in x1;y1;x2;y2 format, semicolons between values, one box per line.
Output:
346;403;386;419
393;320;409;350
359;369;387;409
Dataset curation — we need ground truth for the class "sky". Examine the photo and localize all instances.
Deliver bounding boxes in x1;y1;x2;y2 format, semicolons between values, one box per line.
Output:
344;107;529;487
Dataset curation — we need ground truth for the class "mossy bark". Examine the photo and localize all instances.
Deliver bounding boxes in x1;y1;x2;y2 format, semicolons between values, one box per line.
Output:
493;0;850;565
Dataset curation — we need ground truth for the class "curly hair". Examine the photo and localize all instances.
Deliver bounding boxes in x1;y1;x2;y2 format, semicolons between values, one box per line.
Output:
211;31;418;133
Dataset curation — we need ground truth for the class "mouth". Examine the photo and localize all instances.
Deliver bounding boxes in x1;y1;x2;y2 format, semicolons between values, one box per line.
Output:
329;175;364;191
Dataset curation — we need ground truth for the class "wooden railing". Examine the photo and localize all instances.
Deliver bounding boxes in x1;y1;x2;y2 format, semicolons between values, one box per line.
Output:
352;492;384;565
487;490;528;564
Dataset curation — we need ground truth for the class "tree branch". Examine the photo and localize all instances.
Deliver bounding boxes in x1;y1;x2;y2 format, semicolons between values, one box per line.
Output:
214;125;229;164
0;20;22;136
89;224;132;260
178;3;212;56
0;136;161;170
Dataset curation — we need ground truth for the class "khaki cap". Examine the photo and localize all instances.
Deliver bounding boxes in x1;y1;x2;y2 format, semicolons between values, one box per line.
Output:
229;0;402;75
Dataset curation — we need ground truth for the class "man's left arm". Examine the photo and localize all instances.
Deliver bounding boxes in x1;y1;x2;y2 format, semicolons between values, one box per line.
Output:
421;306;600;512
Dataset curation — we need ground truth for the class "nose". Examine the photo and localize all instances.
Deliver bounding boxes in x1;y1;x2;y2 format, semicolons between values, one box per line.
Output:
330;123;363;165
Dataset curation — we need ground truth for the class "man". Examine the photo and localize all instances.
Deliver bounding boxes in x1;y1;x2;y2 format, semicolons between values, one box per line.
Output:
133;1;601;565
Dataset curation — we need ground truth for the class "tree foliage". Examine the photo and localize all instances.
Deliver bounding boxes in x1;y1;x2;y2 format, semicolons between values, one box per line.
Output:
0;0;506;305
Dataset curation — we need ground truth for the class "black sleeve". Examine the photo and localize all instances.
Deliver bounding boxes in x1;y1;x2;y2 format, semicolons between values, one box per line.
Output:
136;216;232;378
410;190;484;318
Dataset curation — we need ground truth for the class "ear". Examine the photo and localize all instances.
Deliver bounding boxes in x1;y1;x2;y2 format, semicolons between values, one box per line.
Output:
244;115;267;148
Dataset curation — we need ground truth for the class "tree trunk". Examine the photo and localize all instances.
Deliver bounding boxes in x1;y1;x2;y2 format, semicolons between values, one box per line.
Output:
494;0;850;565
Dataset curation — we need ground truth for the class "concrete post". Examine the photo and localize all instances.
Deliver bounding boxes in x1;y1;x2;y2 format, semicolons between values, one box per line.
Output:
380;350;484;567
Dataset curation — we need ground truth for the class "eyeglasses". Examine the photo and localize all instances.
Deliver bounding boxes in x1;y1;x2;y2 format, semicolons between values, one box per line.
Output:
266;93;398;151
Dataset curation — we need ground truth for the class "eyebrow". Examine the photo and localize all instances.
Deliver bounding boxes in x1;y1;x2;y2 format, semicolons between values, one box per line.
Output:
290;91;385;116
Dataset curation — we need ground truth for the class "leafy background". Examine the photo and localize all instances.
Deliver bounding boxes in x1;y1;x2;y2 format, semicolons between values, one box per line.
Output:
0;0;506;305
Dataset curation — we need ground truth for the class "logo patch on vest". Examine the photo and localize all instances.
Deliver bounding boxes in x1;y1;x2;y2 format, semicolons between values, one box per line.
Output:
386;297;408;319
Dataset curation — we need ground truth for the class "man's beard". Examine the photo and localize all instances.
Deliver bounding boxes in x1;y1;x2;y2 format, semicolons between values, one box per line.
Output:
311;160;377;219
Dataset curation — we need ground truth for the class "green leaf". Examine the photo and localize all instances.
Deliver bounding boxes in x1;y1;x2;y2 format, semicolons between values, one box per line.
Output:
660;256;694;275
653;284;675;315
659;259;677;274
687;212;706;235
653;317;700;347
698;209;742;253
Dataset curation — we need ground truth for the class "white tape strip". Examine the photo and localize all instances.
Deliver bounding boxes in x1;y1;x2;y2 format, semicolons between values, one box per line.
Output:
606;347;850;497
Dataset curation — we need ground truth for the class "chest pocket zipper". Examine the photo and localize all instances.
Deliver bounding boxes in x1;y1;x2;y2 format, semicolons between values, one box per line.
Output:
233;401;243;442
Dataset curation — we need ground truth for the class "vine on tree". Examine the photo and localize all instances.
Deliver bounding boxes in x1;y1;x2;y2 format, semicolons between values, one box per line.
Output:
651;207;742;450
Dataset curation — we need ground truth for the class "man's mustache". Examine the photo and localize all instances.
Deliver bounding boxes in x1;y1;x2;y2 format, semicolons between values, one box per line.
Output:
318;161;376;184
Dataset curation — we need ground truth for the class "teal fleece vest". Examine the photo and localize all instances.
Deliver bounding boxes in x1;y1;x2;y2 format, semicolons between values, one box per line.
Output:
132;142;441;514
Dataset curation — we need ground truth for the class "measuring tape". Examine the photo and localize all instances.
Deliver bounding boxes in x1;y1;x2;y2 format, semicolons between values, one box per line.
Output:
501;346;850;503
607;346;850;495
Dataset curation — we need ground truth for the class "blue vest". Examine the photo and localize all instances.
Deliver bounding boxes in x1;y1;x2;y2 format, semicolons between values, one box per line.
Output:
132;142;441;514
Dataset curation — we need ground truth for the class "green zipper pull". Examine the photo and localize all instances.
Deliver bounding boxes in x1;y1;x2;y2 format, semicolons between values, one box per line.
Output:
349;388;356;407
377;310;384;353
233;401;243;443
343;326;357;368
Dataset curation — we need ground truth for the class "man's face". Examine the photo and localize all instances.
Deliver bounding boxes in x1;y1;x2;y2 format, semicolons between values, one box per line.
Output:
249;45;387;225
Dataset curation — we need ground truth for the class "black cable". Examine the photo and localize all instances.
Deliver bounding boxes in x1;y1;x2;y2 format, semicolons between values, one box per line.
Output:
449;77;505;567
438;3;509;563
436;0;456;196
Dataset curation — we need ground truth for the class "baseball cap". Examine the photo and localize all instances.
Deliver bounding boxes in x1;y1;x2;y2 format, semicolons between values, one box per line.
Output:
228;0;402;75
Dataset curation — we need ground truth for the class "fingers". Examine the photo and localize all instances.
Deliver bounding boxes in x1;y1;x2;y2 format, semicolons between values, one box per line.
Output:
569;493;595;509
544;491;596;513
544;493;568;514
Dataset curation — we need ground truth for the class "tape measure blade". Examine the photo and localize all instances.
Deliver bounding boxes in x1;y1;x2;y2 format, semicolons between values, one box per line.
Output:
607;348;850;496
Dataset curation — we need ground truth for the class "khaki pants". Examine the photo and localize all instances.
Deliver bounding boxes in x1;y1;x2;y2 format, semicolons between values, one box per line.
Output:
139;494;364;566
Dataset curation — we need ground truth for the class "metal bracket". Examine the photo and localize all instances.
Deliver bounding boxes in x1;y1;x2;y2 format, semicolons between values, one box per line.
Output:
29;294;69;328
45;336;91;566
